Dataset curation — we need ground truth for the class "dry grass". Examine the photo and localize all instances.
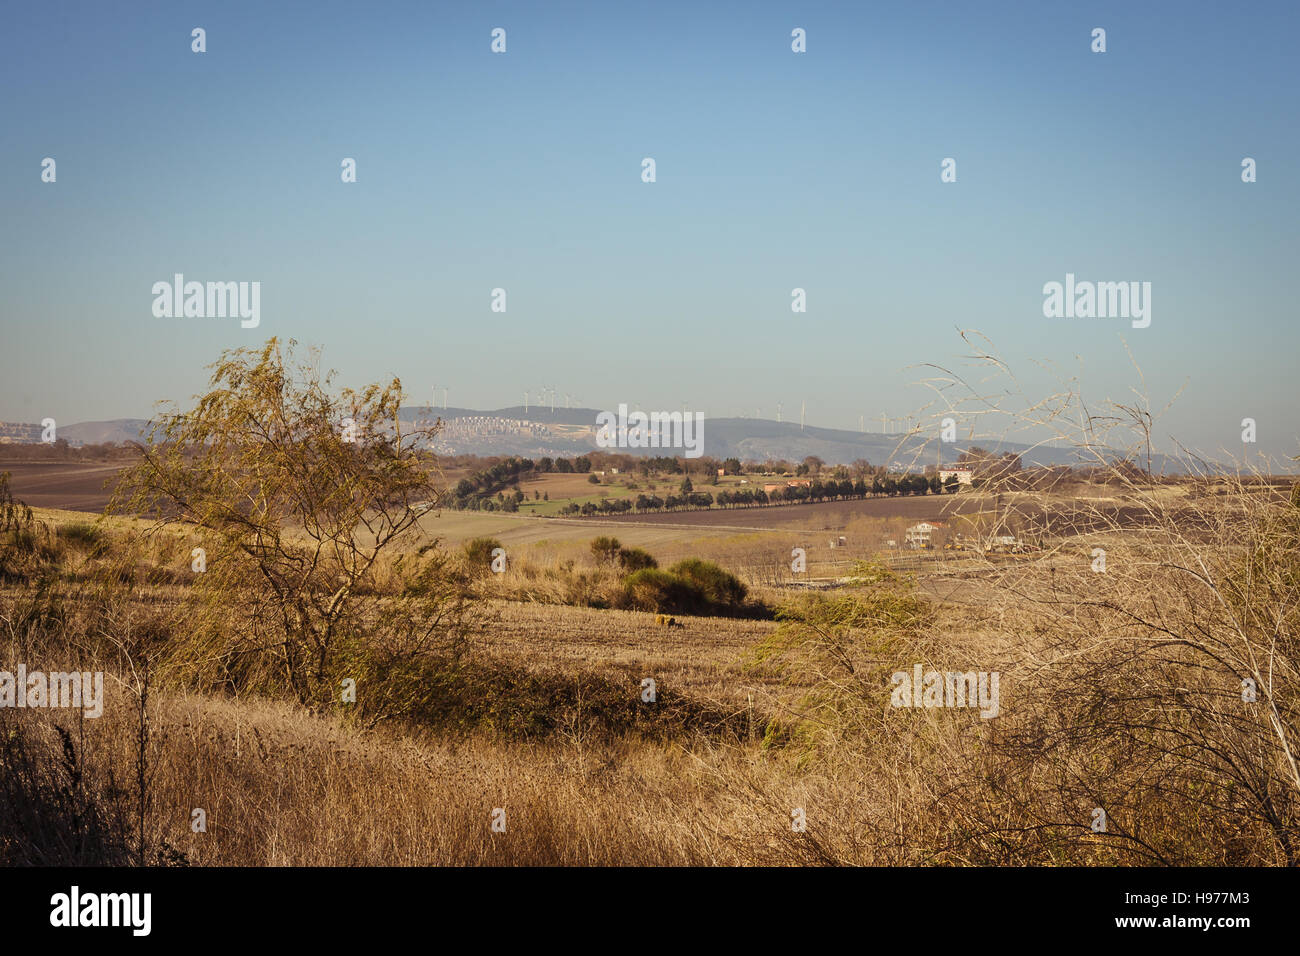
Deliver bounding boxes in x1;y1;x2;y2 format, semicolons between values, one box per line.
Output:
4;343;1297;866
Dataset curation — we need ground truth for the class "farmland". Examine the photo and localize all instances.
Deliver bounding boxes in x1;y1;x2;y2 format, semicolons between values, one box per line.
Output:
7;464;1293;868
3;370;1297;869
0;460;128;512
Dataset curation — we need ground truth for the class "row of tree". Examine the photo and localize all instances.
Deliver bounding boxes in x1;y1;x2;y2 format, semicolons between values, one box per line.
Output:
554;472;960;517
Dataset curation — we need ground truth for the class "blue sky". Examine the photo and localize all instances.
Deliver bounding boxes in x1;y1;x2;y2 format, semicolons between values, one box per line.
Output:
2;0;1296;464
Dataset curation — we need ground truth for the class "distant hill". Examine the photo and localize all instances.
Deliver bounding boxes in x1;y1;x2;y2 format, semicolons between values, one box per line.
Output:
60;420;152;445
399;406;1105;468
1;409;1175;470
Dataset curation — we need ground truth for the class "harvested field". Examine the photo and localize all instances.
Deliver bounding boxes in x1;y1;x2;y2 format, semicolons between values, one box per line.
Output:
0;460;128;512
477;600;785;708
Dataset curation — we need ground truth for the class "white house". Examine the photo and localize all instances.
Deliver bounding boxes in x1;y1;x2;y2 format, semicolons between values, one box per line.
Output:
905;521;943;548
939;468;974;486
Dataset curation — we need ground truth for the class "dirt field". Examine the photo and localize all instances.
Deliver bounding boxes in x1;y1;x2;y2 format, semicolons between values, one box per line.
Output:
0;461;128;512
592;493;992;530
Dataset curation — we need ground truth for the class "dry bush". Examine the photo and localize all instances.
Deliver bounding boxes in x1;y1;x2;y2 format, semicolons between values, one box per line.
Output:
888;333;1300;864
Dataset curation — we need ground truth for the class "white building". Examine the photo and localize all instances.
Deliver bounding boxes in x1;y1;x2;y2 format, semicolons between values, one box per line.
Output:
905;521;943;549
939;468;974;486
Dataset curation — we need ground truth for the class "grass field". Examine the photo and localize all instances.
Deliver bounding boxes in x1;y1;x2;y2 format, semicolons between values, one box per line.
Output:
4;456;1297;867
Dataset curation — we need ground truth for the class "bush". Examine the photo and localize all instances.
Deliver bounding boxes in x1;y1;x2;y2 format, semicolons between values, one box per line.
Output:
590;536;621;565
462;537;503;572
58;522;105;553
616;547;657;572
621;569;706;615
667;558;747;607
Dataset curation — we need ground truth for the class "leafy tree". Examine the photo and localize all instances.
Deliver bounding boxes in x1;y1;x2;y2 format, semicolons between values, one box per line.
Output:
113;338;469;707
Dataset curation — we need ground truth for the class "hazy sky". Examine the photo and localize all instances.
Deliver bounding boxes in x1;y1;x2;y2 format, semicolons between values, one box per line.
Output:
2;1;1296;464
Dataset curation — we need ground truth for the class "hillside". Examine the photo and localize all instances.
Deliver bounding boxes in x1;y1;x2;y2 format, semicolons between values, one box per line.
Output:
1;408;1167;470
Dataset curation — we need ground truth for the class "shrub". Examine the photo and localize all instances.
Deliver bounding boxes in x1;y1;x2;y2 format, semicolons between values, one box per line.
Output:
667;558;747;607
621;568;706;615
616;547;657;572
462;537;503;571
590;536;621;565
58;522;105;553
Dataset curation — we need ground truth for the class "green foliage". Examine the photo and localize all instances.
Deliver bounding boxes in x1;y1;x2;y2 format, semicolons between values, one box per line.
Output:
620;559;749;616
667;558;747;607
616;547;658;572
621;568;706;615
